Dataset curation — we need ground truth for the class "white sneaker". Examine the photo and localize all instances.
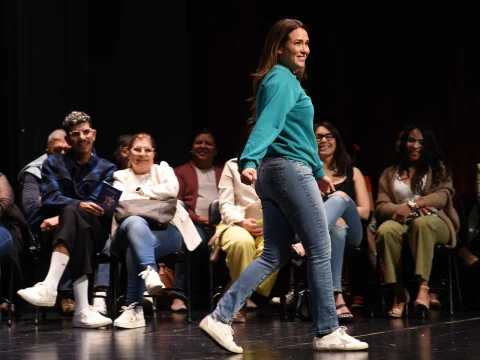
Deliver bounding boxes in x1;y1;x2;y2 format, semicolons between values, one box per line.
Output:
199;314;243;354
17;282;57;307
138;266;164;295
113;302;146;329
313;326;369;351
72;306;113;328
92;294;108;316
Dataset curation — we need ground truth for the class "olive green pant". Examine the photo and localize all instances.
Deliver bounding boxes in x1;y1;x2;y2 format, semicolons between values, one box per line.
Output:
375;216;449;284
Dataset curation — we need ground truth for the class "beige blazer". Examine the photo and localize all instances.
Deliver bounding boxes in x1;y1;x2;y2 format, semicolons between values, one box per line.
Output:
375;165;460;248
112;162;202;251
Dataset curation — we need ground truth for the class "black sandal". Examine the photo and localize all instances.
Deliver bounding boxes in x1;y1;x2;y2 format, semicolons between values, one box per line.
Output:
336;303;353;323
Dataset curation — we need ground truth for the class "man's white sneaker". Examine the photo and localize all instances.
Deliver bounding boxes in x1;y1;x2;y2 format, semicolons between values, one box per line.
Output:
138;266;164;295
113;303;146;329
92;292;108;316
313;326;369;351
199;314;243;354
17;282;57;307
72;306;113;328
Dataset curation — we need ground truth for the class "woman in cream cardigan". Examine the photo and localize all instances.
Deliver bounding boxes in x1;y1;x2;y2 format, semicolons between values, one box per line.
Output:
110;133;202;329
375;124;459;318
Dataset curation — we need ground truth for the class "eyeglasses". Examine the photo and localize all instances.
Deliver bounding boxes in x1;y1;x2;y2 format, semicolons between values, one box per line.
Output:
130;147;155;155
315;133;334;142
69;128;93;137
51;146;70;154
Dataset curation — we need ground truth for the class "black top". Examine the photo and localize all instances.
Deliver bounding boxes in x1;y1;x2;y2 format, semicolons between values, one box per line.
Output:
322;166;356;202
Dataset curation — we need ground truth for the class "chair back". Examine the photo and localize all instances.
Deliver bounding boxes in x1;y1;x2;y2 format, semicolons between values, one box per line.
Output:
208;199;221;228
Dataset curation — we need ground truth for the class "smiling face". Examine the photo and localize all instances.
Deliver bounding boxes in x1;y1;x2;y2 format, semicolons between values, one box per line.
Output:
405;128;424;162
128;136;155;175
315;126;336;159
191;133;216;164
66;122;96;156
278;28;310;73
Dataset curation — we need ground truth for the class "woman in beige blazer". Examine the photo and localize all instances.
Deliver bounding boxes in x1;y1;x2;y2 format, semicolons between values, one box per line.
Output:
375;124;459;318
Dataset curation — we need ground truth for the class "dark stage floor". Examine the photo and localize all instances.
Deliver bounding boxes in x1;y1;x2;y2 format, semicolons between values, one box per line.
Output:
1;307;479;359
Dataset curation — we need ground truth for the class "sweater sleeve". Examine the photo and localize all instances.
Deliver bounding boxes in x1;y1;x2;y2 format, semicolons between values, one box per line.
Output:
22;172;42;219
240;73;299;170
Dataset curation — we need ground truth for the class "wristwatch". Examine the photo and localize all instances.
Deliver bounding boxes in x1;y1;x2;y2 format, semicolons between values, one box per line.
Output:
135;187;144;196
407;200;418;210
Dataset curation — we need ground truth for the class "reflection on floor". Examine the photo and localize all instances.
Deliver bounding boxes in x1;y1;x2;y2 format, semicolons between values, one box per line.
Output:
1;307;479;359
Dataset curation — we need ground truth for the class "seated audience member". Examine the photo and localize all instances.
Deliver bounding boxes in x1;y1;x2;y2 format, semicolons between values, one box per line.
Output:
110;133;202;329
173;129;223;311
17;111;116;328
314;122;370;322
112;134;133;170
0;173;30;313
18;129;71;228
375;123;459;318
17;130;77;315
212;121;278;322
0;174;15;279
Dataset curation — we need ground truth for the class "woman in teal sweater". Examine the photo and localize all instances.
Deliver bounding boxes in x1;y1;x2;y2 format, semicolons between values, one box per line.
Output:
199;18;368;354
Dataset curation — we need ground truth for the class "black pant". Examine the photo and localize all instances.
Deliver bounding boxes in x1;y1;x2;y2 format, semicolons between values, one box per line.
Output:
52;205;108;282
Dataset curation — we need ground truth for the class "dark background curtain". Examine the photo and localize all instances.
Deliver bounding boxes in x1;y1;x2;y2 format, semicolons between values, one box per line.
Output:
4;1;480;204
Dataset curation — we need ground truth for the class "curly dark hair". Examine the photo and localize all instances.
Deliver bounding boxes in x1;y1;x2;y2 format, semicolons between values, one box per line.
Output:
314;121;351;177
395;124;452;194
62;111;92;133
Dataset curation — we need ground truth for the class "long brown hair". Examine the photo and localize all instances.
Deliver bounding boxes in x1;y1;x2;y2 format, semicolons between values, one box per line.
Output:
247;19;308;121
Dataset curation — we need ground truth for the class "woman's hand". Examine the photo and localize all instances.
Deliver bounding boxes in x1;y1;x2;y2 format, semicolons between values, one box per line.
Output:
241;168;257;185
417;207;438;216
318;175;335;195
239;218;263;237
392;203;412;224
197;215;209;228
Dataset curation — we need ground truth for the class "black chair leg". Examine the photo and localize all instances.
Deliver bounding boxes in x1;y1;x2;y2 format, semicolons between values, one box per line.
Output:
209;261;214;312
453;256;462;307
111;256;118;319
8;262;14;326
448;252;454;316
186;251;191;323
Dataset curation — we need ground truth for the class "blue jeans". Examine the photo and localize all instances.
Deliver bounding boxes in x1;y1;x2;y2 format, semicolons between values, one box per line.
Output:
0;224;13;279
323;194;363;292
111;216;183;304
214;158;338;335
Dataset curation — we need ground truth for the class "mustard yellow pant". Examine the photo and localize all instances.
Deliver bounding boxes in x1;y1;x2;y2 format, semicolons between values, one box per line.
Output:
375;216;449;284
216;222;278;297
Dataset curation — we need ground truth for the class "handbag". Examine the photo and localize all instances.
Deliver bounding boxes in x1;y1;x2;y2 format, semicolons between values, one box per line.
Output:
296;289;313;321
115;198;177;228
208;227;228;262
158;262;174;295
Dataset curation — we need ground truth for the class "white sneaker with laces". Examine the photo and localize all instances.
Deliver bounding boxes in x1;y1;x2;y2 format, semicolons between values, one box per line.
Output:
138;266;164;295
113;302;146;329
313;326;369;351
72;306;113;328
199;314;243;354
17;282;57;307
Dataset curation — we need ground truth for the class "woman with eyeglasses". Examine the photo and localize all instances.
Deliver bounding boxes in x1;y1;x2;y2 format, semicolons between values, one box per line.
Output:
314;122;370;322
110;133;202;329
375;124;459;318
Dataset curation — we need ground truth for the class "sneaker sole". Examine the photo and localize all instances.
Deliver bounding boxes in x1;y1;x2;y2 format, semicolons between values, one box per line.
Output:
72;319;113;329
199;317;243;354
113;320;146;329
17;290;56;307
146;284;164;295
314;343;369;351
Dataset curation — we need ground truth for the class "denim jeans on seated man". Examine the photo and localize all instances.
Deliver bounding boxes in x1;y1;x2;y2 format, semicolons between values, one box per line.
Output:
323;193;363;293
111;216;184;305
